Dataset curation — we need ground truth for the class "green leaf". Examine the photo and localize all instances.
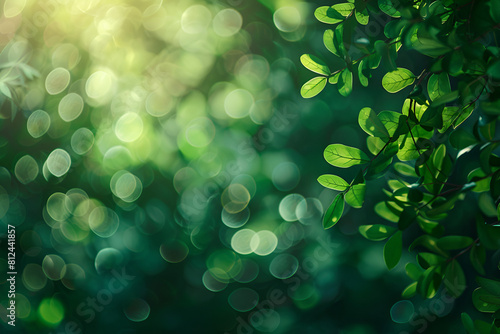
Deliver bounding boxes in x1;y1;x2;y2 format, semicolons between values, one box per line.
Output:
490;0;500;23
358;60;369;87
408;188;424;202
355;8;369;25
375;40;397;72
382;68;416;93
358;107;390;138
418;144;453;195
417;217;444;236
323;30;339;56
432;143;446;170
474;319;498;333
398;207;418;230
394;162;418;177
397;135;425;161
417;252;446;269
406;263;423;280
0;82;12;99
437;236;474;250
317;174;350;191
324;144;370;168
345;182;366;208
418;266;440;298
365;154;392;179
329;72;341;85
332;3;356;17
359;224;397;241
384;230;402;270
378;0;401;18
480;143;498;174
440;106;459;133
473;288;500;313
338;69;353;97
488;61;500;80
300;54;330;76
427;73;451;101
314;3;354;24
461;313;476;334
402;98;428;121
443;260;466;298
431;91;459;107
402;282;418;298
333;23;346;57
314;6;345;24
301;77;327;98
409;235;448;257
479;193;497;218
375;201;401;223
476;221;500;250
470;243;486;275
323;193;345;229
468;169;491;193
411;28;452;57
477;277;500;296
453;104;474;129
384;19;403;39
480;120;497;141
450;128;478;150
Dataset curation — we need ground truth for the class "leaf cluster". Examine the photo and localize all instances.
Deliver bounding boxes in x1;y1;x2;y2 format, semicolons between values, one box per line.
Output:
302;0;500;331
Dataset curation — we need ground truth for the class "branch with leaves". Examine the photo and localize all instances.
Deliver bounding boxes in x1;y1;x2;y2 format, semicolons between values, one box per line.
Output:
301;0;500;332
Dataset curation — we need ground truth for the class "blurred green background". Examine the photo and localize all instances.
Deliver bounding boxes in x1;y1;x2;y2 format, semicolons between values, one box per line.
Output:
0;0;486;333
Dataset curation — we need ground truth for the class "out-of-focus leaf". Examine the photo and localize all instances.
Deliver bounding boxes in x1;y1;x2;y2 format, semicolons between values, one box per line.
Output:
359;224;397;241
384;230;402;269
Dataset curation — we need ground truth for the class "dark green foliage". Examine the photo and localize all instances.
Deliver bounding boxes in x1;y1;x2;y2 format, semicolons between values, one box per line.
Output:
302;0;500;331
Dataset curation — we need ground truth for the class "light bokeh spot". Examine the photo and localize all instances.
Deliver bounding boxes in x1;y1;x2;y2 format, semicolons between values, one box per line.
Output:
250;230;278;256
221;184;250;214
221;207;250;228
228;288;259;312
42;254;66;280
279;194;305;222
15;155;38;184
160;240;189;263
22;264;47;291
124;299;150;322
89;206;120;238
38;297;64;326
58;93;84;122
27;110;50;138
390;300;415;323
224;89;254;119
269;253;299;279
273;7;302;32
115;112;143;142
71;127;94;155
3;0;27;18
46;192;71;222
231;229;256;255
86;70;115;100
181;5;212;34
46;149;71;177
45;68;70;95
110;170;143;202
213;9;242;37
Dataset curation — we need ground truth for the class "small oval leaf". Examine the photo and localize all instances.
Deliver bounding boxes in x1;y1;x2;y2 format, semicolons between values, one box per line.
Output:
301;77;327;98
323;193;345;229
382;68;416;93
